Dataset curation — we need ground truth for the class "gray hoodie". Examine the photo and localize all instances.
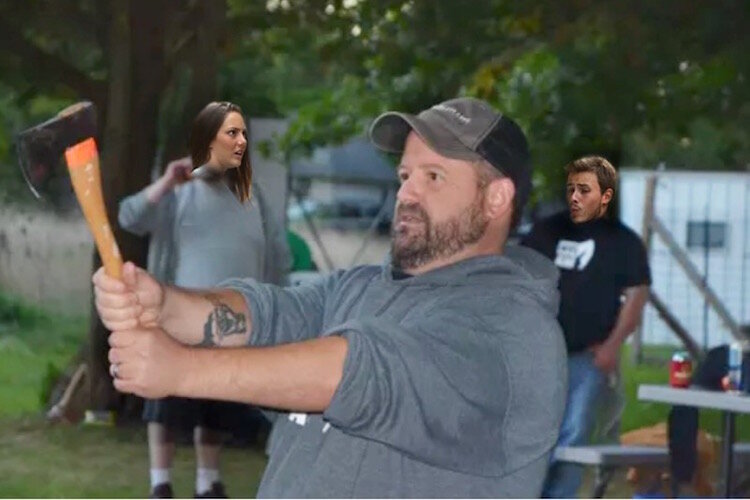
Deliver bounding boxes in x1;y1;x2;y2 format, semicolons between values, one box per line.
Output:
224;245;567;498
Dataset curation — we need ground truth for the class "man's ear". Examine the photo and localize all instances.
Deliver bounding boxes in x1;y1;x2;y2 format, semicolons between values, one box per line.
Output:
602;187;614;206
485;177;515;219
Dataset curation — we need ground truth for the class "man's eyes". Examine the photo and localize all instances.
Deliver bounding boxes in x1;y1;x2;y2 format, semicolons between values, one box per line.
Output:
397;171;442;183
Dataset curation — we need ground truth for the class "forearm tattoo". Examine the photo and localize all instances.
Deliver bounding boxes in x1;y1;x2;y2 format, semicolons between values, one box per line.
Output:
199;295;247;346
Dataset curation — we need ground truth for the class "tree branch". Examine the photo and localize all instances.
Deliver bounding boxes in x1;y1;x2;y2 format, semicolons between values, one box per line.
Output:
0;18;106;103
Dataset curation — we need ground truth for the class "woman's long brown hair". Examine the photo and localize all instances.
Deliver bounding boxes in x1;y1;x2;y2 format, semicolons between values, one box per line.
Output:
189;101;252;203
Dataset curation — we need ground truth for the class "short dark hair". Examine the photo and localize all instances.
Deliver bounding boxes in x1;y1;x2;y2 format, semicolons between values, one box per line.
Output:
189;101;253;203
564;155;617;198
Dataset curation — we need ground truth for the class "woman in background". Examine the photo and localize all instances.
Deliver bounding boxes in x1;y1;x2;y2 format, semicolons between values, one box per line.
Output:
118;101;290;498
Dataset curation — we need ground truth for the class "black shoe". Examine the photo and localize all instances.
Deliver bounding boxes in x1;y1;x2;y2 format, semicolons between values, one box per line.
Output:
150;483;174;498
195;481;228;498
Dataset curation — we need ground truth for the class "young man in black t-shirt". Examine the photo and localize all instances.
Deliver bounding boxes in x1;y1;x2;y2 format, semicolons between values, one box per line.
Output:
522;156;651;498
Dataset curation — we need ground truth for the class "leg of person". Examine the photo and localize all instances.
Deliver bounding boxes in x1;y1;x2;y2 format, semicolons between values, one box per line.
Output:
148;421;176;498
543;352;606;498
145;397;200;498
195;400;229;499
595;365;624;444
195;425;225;498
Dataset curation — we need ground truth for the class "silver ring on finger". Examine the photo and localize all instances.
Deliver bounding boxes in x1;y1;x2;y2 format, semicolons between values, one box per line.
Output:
110;363;120;379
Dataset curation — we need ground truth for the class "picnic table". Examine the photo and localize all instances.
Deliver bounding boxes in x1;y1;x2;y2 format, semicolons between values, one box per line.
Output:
638;384;750;497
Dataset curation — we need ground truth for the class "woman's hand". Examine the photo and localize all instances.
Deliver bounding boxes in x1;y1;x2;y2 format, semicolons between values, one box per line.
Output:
145;156;194;203
162;156;193;189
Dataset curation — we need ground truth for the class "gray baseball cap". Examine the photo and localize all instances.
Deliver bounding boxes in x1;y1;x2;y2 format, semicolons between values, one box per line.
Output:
369;97;532;210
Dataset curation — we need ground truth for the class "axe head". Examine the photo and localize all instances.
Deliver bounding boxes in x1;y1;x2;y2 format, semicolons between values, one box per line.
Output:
15;101;97;199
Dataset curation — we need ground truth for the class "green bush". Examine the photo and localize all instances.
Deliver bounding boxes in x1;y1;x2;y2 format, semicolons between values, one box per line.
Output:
0;293;46;329
0;291;85;417
39;361;63;407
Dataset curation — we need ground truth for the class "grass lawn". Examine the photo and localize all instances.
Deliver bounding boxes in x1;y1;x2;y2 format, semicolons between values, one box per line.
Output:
0;290;748;497
0;291;267;497
0;417;267;498
0;294;88;416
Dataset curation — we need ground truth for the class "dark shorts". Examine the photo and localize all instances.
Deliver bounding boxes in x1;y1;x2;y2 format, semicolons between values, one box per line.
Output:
143;397;264;434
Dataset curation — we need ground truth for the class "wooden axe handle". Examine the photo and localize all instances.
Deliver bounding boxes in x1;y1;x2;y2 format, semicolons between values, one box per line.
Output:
64;138;123;279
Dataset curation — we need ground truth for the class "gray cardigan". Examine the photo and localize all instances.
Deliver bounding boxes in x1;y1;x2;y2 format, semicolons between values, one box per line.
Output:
118;182;290;286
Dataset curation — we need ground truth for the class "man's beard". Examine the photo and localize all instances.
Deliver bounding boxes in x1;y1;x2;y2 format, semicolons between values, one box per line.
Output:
391;192;488;270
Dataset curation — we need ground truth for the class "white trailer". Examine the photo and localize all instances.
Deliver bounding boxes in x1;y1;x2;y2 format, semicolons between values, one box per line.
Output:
619;169;750;348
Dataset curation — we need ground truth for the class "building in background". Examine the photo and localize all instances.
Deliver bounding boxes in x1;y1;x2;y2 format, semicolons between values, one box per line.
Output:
620;169;750;348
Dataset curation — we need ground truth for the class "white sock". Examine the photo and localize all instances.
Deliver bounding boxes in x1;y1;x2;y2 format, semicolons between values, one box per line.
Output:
150;468;170;488
196;468;220;494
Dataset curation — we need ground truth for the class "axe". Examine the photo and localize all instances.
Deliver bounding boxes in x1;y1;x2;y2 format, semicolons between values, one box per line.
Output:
16;101;123;279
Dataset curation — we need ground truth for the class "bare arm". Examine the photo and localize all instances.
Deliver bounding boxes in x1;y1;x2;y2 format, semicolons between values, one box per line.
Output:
592;285;649;372
607;285;649;346
94;263;251;347
159;286;252;347
118;157;192;236
178;336;347;411
144;157;193;203
109;328;347;412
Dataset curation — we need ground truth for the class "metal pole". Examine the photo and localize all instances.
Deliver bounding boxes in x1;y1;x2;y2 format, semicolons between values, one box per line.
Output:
349;188;394;267
742;180;749;328
634;174;657;365
721;412;736;497
702;183;714;349
703;218;710;350
292;188;335;272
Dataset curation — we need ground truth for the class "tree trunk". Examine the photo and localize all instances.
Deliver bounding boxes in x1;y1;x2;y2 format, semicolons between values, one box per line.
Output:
161;0;227;165
87;0;224;420
89;0;168;419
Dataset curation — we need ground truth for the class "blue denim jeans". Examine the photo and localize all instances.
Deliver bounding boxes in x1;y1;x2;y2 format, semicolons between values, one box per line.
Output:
543;352;606;498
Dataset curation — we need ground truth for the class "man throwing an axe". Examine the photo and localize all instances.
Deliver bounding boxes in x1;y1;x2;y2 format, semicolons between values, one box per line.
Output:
95;97;567;498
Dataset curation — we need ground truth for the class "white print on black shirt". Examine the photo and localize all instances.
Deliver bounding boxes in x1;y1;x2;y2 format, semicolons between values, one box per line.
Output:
554;239;595;270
